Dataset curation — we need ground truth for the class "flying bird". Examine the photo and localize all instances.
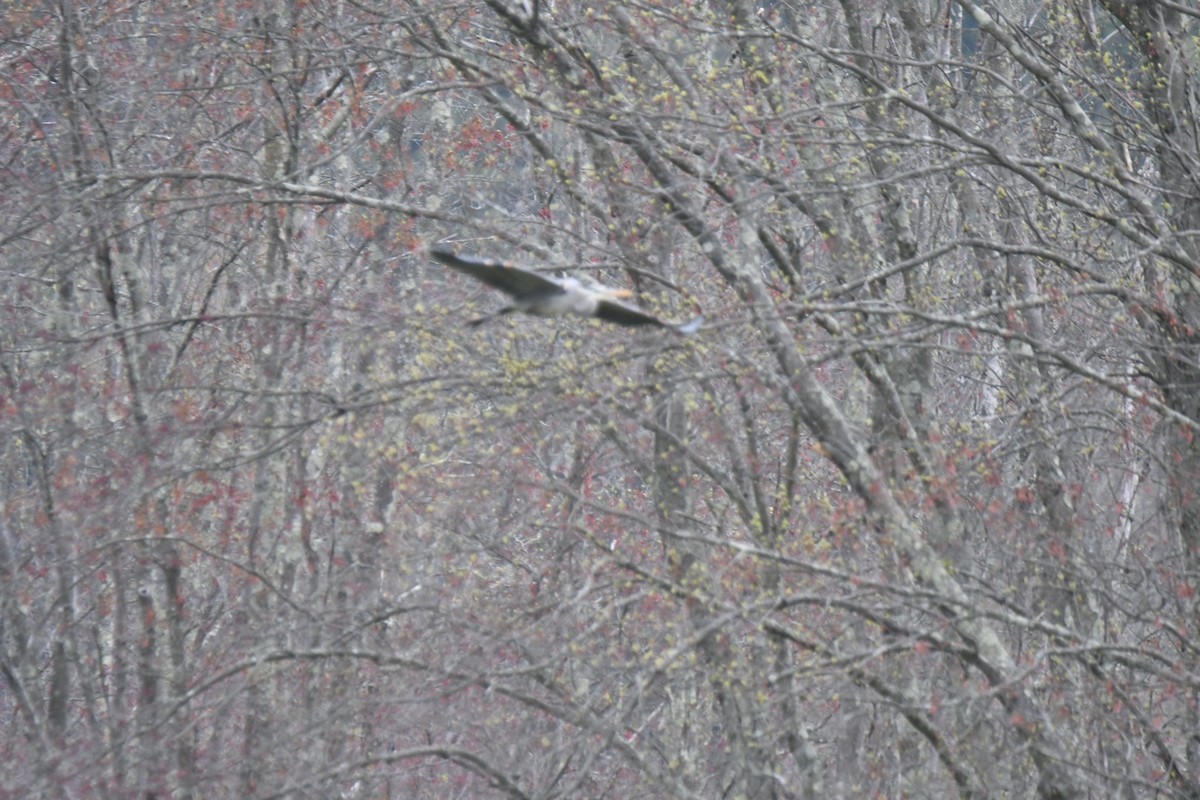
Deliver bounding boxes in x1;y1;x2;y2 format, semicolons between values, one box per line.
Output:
430;246;703;333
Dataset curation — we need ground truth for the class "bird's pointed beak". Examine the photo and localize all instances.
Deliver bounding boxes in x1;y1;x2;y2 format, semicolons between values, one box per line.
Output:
609;289;634;299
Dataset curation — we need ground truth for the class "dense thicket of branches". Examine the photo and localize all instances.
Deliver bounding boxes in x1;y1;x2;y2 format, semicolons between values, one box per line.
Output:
3;1;1199;798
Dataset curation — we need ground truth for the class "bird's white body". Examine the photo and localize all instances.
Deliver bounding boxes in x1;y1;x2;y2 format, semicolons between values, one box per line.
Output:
515;278;602;317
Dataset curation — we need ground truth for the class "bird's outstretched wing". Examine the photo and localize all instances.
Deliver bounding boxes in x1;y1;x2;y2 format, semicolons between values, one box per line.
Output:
593;297;670;328
595;299;705;334
430;246;564;299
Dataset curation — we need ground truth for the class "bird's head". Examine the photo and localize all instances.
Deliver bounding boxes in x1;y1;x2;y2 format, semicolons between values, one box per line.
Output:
574;277;633;301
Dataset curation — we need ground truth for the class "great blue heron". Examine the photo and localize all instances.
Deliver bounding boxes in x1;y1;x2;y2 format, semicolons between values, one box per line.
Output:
430;246;703;333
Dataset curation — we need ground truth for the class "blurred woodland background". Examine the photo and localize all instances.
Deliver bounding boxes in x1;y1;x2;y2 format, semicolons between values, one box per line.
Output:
3;0;1200;797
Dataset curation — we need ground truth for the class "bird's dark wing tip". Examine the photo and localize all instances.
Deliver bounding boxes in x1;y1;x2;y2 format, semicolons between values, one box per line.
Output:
593;300;663;327
429;244;498;270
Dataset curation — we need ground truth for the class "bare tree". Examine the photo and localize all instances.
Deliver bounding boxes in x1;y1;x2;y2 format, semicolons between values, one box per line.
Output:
3;1;1200;798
